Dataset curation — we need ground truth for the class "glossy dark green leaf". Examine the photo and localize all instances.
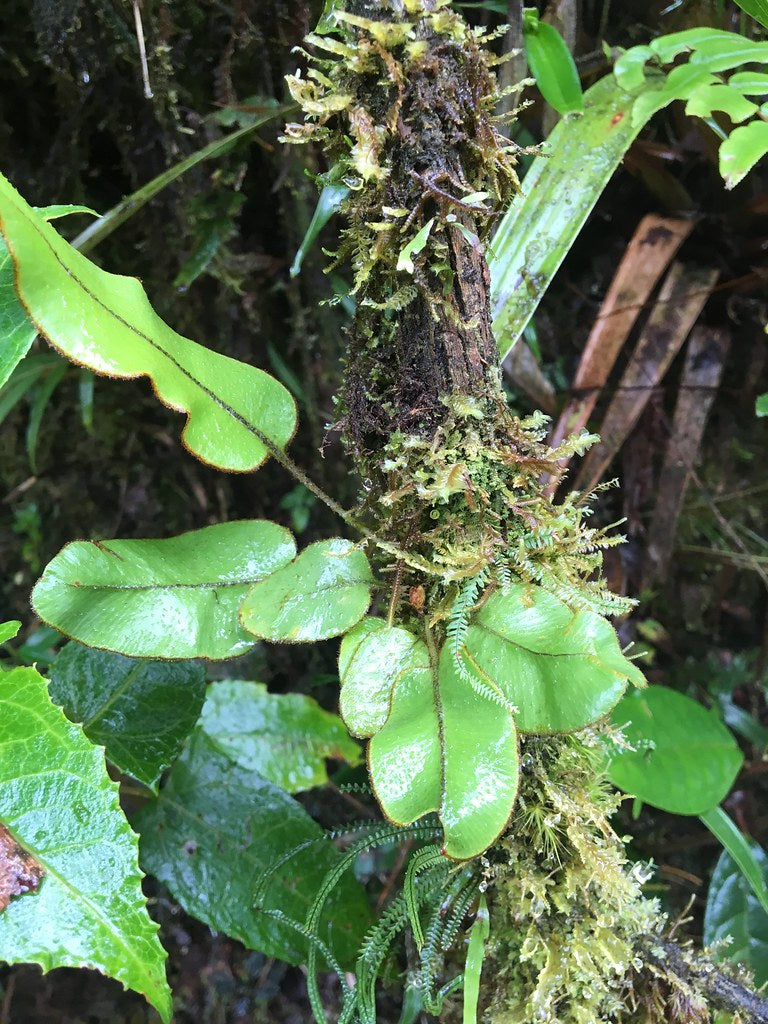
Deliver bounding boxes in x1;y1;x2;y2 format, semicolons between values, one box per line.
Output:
465;585;644;733
48;642;206;791
607;687;743;815
0;666;171;1021
199;679;360;793
339;618;429;738
32;520;296;660
0;172;297;472
700;806;768;916
136;730;371;966
523;12;584;115
369;644;518;860
240;538;373;643
704;843;768;986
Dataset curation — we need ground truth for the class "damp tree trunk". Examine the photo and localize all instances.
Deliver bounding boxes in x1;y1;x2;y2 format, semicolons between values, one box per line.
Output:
286;2;768;1021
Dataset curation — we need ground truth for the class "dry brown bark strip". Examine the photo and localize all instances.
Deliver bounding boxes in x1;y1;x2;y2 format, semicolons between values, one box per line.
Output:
0;822;44;912
642;325;731;588
549;214;694;454
573;261;719;494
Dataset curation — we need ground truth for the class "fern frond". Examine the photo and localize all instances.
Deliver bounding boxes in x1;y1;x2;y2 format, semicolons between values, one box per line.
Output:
403;844;447;948
447;566;491;678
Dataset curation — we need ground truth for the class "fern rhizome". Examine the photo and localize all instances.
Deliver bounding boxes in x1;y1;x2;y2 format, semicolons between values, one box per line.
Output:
281;2;752;1023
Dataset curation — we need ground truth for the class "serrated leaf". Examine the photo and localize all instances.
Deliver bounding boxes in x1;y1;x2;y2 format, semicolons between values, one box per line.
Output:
0;172;297;472
32;520;296;660
369;644;518;860
0;666;171;1021
464;585;643;733
199;679;360;792
719;120;768;189
339;618;428;738
704;843;768;986
607;686;743;815
684;83;758;123
523;15;584;115
240;538;373;643
136;730;371;966
48;642;207;791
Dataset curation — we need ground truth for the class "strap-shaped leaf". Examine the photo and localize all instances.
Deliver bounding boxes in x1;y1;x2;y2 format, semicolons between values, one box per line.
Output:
0;666;171;1021
32;520;296;659
369;644;518;861
0;172;297;472
199;679;360;792
48;642;207;791
339;618;429;738
240;538;373;642
465;584;644;734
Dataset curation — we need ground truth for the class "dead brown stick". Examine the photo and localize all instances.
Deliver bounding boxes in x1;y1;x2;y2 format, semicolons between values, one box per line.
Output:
573;262;719;494
548;214;693;456
642;326;731;589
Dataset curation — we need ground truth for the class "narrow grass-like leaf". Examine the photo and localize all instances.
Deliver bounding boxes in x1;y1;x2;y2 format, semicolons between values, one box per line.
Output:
0;172;297;472
463;894;489;1024
0;666;171;1021
700;806;768;916
608;687;743;815
733;0;768;28
0;240;37;389
32;520;296;659
48;642;207;791
240;538;373;642
26;357;68;471
291;183;350;277
199;679;360;792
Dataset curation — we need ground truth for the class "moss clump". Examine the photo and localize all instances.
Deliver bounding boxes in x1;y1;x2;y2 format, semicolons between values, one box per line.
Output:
483;735;665;1024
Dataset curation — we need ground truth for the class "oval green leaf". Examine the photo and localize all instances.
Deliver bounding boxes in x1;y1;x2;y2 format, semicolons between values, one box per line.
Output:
0;666;171;1021
136;730;371;967
607;686;743;815
240;538;373;643
465;584;643;734
48;642;207;791
199;679;360;792
523;17;584;116
369;643;518;860
0;172;297;472
32;520;296;660
339;618;428;738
